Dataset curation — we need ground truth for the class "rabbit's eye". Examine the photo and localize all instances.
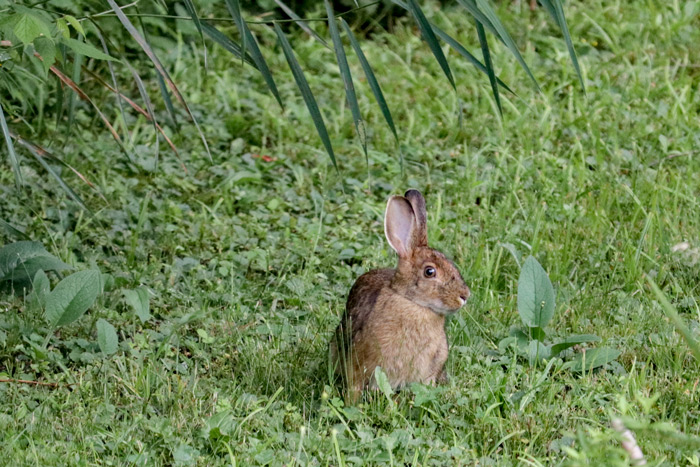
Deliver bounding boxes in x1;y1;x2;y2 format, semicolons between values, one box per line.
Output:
424;266;436;278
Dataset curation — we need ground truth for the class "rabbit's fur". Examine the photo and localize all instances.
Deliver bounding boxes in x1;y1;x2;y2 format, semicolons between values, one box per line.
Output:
332;190;470;401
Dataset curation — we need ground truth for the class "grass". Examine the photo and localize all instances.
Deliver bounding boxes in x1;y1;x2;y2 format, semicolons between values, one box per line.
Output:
1;0;700;464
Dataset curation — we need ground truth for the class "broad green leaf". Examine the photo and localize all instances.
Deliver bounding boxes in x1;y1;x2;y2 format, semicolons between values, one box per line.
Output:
0;218;29;240
55;18;70;39
96;318;118;355
274;23;336;170
275;0;329;48
63;15;84;36
340;18;398;142
374;366;394;403
550;334;601;357
527;340;551;366
123;286;151;323
60;38;117;61
0;103;22;188
567;347;620;372
517;256;555;328
13;13;51;45
475;19;502;116
0;241;71;282
225;0;283;108
405;0;456;90
45;270;101;327
325;0;366;157
30;269;50;308
539;0;585;92
475;0;540;91
33;36;56;75
511;326;547;344
431;25;514;95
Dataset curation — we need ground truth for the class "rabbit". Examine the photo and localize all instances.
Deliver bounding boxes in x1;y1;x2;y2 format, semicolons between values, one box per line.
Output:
332;189;470;401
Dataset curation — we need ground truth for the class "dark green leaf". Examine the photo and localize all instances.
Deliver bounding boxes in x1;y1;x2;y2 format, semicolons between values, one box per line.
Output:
550;334;601;357
0;241;71;283
274;23;337;170
325;0;366;157
405;0;456;90
225;1;283;108
182;0;207;63
97;318;118;355
0;104;22;188
0;218;29;240
340;18;397;142
431;25;514;94
45;270;101;327
200;21;256;68
540;0;585;92
517;256;555;328
455;0;499;37
475;19;502;116
567;347;620;372
475;0;540;91
275;0;330;48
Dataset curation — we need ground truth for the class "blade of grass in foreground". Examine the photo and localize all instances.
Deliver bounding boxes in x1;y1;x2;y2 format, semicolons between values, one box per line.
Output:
12;134;89;211
340;18;397;143
106;0;210;159
225;0;283;108
405;0;456;91
126;62;160;168
475;20;502;116
539;0;585;92
274;23;337;170
0;104;22;188
431;25;513;95
325;0;366;157
475;0;540;91
94;26;131;144
276;0;330;49
201;22;256;68
648;278;700;362
183;0;208;66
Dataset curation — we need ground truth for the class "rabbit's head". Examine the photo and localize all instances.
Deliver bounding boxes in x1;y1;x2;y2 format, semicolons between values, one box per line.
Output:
384;190;470;315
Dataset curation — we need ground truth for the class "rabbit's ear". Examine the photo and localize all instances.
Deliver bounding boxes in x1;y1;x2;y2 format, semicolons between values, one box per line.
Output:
385;196;417;258
404;189;427;247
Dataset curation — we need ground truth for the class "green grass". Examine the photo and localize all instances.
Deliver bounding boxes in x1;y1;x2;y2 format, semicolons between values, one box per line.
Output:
1;0;700;464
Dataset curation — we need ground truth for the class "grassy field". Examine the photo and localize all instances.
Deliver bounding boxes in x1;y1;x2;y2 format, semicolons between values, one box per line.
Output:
1;0;700;464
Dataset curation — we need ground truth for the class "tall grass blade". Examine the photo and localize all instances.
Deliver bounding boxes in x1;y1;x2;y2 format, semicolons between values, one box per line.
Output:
648;278;700;363
183;0;207;66
340;18;397;142
126;62;160;168
14;135;89;211
224;0;246;62
224;4;283;108
106;0;210;159
455;0;499;37
431;25;513;95
540;0;585;92
66;47;83;141
475;0;540;91
137;13;180;133
274;23;337;170
475;20;502;116
0;104;22;188
201;22;256;68
325;0;366;157
404;0;456;91
275;0;330;49
50;65;132;158
93;26;131;143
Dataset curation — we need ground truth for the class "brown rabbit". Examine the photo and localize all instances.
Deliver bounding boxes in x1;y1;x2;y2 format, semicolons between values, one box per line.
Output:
332;189;470;401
